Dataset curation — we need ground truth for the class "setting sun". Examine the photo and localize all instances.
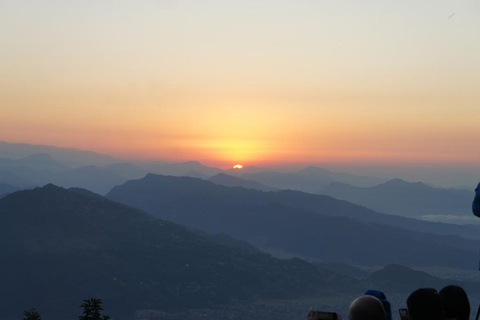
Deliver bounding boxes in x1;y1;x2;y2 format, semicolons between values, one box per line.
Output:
233;164;244;169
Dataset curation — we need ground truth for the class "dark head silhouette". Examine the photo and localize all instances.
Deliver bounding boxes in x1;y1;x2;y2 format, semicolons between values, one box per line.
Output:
407;288;443;320
439;285;470;320
473;182;480;217
349;295;386;320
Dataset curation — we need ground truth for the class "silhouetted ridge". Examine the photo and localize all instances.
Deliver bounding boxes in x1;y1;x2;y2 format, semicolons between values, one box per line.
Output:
68;187;103;199
209;173;278;192
0;184;347;320
368;264;437;283
241;167;386;193
374;178;429;189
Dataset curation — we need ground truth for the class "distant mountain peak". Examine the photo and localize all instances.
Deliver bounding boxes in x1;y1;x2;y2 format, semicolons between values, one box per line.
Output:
297;166;331;175
379;178;429;189
367;264;439;285
23;153;55;161
0;153;66;170
43;183;59;189
35;183;71;194
183;160;202;165
1;184;67;202
384;178;408;185
209;173;244;183
142;173;201;183
209;173;279;192
0;140;118;167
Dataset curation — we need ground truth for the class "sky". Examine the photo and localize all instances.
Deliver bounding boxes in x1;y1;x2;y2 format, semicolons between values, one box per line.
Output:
1;0;479;168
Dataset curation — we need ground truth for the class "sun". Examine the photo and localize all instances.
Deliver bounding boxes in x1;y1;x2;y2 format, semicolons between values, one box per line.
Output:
233;164;244;169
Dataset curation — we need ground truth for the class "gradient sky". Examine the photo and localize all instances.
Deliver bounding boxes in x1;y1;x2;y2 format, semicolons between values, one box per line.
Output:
1;0;479;168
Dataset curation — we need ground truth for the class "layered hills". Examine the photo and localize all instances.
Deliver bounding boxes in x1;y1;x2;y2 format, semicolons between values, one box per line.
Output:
240;166;387;192
0;141;117;167
0;185;349;320
107;174;479;269
321;179;473;219
209;173;278;192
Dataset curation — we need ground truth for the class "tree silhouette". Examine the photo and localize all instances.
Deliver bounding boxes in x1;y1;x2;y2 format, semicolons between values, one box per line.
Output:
23;308;41;320
79;298;110;320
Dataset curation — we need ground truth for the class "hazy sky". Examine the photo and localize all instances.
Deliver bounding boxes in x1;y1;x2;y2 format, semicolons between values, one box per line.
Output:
1;0;479;168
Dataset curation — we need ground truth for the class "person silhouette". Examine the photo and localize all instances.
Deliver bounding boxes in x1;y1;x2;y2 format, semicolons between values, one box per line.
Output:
439;285;470;320
473;182;480;218
407;288;443;320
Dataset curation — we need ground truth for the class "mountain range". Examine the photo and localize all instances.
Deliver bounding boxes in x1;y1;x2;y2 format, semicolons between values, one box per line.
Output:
239;166;387;193
2;142;480;319
3;184;479;318
0;185;353;320
209;173;279;192
106;174;479;269
202;174;480;237
320;179;474;218
0;159;126;194
0;142;477;225
0;141;117;167
0;153;68;172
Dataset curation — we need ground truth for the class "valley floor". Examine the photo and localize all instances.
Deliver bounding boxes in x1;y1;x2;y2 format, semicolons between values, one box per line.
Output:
133;290;480;320
133;296;359;320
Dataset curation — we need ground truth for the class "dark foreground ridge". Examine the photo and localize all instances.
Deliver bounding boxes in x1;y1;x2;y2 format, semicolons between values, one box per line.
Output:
0;185;351;320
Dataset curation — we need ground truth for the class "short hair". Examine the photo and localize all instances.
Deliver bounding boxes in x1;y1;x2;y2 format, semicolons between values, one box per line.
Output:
349;295;386;320
439;285;470;320
407;288;443;320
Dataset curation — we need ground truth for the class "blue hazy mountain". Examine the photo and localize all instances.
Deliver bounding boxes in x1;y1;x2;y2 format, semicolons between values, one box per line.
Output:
137;160;221;178
0;154;68;187
0;141;117;167
0;185;352;320
48;166;127;194
102;162;150;180
209;173;279;192
107;175;478;269
241;166;387;193
0;169;30;187
0;164;126;194
0;153;68;172
320;179;473;218
2;150;478;239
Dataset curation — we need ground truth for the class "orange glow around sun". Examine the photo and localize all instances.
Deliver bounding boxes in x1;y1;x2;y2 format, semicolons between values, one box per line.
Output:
233;164;244;169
